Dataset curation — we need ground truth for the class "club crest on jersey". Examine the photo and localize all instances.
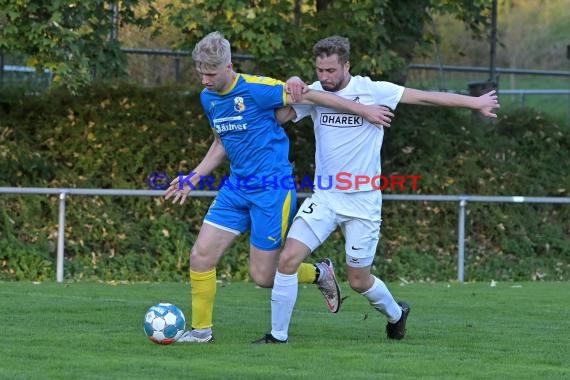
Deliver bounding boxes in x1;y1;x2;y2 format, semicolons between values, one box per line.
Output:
234;96;246;112
320;113;364;128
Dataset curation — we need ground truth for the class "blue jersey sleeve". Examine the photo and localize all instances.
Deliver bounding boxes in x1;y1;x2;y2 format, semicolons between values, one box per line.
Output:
240;74;287;110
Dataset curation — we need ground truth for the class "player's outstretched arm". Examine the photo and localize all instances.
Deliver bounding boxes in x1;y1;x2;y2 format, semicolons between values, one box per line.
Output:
164;133;226;205
287;88;394;127
400;88;500;118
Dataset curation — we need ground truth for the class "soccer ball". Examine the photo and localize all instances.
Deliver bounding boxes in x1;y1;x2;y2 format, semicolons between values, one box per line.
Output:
143;303;186;345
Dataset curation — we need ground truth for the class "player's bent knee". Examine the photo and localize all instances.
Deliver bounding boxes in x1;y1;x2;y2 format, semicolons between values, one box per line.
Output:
347;273;373;293
349;281;368;293
189;246;202;263
277;253;302;274
278;239;311;274
251;272;275;288
189;245;216;270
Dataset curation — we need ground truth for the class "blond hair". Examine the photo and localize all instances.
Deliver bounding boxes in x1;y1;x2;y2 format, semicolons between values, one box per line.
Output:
192;31;232;70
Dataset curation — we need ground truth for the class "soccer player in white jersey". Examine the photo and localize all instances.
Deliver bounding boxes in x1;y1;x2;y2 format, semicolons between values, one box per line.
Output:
254;35;500;343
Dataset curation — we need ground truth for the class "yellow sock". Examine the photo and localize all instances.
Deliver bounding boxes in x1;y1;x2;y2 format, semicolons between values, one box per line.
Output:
190;268;217;329
297;262;317;284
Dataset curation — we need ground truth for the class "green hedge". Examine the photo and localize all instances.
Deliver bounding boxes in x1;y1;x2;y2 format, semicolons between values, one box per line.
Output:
0;84;568;282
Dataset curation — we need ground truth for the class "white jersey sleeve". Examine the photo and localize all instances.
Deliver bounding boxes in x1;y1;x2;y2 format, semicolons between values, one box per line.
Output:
367;80;404;111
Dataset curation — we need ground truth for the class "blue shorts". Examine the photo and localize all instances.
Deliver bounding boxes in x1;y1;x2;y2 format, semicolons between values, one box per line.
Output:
204;186;296;251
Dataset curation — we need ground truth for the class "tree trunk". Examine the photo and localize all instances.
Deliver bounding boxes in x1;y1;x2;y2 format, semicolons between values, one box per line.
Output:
316;0;330;12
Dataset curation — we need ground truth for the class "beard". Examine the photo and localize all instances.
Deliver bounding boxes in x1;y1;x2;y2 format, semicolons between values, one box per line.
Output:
321;82;343;92
320;73;346;92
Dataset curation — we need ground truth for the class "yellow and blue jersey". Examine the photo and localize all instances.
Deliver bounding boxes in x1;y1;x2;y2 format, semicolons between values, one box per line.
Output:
199;73;296;250
200;73;292;189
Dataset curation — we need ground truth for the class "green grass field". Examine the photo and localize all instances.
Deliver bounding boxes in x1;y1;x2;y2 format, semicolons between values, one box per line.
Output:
1;281;568;380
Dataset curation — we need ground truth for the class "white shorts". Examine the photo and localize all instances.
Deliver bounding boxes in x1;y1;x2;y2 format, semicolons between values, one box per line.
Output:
287;190;382;268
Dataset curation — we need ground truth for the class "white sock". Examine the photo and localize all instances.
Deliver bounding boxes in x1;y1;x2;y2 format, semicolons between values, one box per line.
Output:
361;276;402;323
270;271;298;341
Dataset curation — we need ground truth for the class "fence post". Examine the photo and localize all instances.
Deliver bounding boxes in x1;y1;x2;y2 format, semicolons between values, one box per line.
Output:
174;57;181;83
457;199;467;282
56;192;67;283
0;50;4;87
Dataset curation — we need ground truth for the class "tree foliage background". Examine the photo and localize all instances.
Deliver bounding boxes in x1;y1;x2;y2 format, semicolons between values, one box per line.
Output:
0;0;158;90
3;1;569;89
422;0;570;70
162;0;491;83
1;0;493;89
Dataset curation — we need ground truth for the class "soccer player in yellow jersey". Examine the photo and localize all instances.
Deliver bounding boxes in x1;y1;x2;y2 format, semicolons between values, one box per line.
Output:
164;31;394;343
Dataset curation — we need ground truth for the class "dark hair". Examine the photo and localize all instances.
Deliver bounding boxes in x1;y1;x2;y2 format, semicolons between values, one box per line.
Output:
312;36;350;64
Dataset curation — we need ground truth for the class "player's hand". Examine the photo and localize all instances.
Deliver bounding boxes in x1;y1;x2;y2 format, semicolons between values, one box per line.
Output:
477;90;500;118
164;174;192;205
286;76;308;102
363;105;395;128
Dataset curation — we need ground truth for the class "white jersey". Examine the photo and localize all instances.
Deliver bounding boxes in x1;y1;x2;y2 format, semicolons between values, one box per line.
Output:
292;75;404;192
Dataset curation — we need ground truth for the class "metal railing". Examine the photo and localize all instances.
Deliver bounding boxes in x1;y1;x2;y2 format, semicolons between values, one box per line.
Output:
408;64;570;78
121;48;254;83
1;186;569;283
407;64;570;116
499;89;570;107
0;65;53;88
